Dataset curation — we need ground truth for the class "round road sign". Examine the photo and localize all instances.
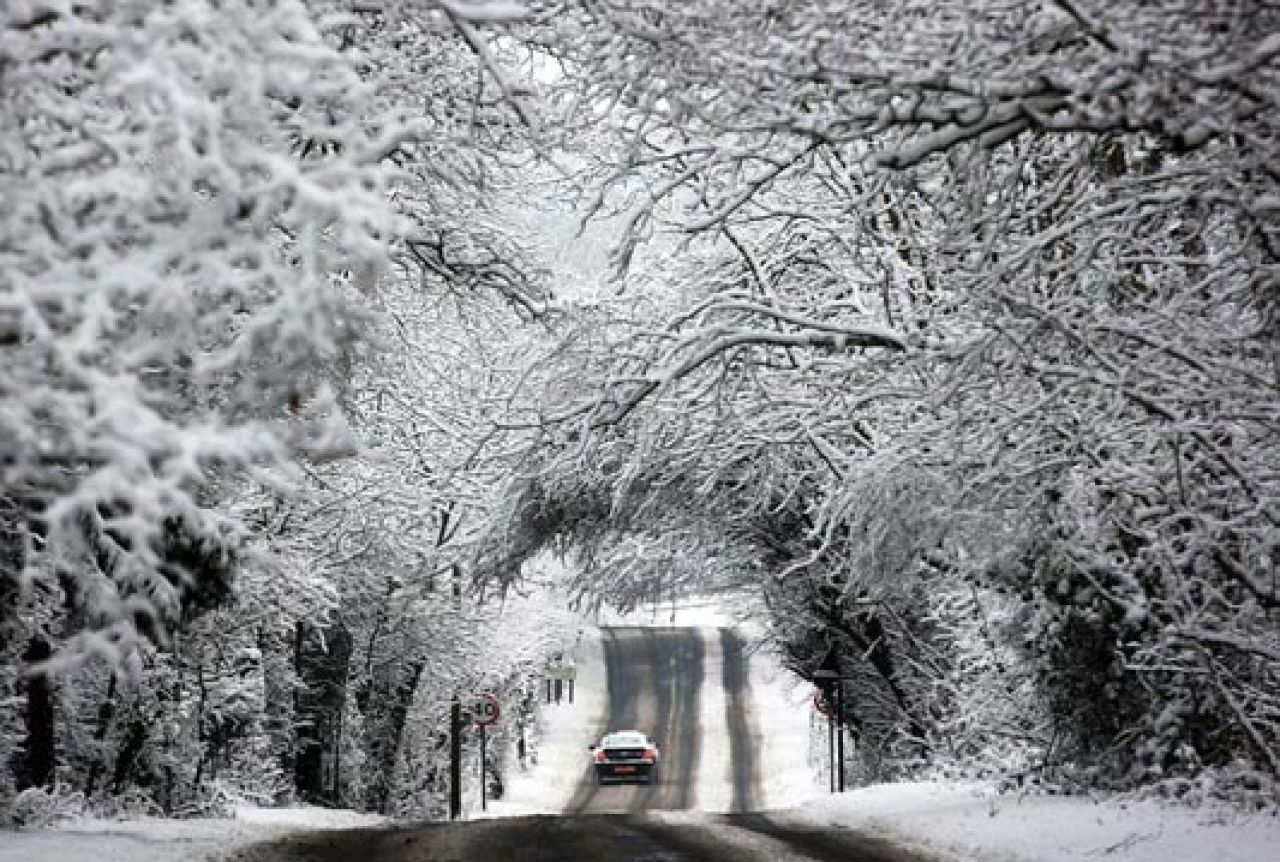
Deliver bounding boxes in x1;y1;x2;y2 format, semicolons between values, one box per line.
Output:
471;693;501;726
813;690;832;717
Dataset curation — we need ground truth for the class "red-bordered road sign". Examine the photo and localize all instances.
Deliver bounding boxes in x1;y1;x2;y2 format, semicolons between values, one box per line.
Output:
813;690;833;716
471;693;500;726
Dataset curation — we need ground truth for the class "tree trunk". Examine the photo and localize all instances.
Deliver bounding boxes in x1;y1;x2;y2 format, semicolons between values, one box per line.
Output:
84;673;118;797
293;621;353;806
17;635;55;790
364;660;424;813
110;718;149;795
259;628;295;801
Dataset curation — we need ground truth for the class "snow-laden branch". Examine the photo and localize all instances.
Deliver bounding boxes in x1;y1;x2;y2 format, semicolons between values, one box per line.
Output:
438;1;535;128
596;324;907;427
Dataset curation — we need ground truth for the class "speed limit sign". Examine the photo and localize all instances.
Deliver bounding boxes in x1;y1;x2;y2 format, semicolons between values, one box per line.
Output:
470;693;500;726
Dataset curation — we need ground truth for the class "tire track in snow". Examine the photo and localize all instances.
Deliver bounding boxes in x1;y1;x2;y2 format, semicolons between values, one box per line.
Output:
720;628;760;813
568;627;703;814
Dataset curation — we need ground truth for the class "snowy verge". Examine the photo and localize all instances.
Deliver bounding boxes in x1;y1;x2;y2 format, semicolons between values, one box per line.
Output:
480;623;608;817
770;781;1280;862
747;632;824;810
693;627;731;812
0;806;387;862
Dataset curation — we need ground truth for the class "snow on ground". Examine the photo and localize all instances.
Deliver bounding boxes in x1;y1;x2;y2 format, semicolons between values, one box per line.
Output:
594;594;737;629
719;594;1280;862
747;632;824;810
777;782;1280;862
693;627;732;812
0;805;386;862
6;594;1278;861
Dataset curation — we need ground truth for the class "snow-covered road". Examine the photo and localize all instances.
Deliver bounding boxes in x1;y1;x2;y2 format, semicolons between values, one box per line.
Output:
565;626;751;815
221;623;933;860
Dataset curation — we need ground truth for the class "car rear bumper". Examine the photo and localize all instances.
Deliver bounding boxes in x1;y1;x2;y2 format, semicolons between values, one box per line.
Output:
595;763;654;782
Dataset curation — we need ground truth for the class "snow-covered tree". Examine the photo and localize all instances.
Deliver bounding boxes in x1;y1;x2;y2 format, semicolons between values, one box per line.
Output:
1;0;568;817
1;0;401;658
475;0;1280;801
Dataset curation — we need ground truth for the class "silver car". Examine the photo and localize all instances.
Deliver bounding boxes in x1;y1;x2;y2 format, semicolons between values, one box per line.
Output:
590;730;660;785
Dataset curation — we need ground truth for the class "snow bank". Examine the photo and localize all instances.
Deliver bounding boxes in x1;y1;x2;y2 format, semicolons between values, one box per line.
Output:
747;633;824;810
774;782;1280;862
0;806;386;862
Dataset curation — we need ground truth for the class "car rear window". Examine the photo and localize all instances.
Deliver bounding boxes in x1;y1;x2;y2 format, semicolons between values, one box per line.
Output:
603;733;646;747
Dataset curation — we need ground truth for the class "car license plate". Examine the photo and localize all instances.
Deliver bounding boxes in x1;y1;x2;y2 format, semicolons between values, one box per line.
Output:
614;765;635;773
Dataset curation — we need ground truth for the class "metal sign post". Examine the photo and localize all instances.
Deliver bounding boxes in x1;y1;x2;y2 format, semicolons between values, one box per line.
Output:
449;695;462;818
830;714;836;792
471;693;500;812
813;669;855;793
834;682;845;793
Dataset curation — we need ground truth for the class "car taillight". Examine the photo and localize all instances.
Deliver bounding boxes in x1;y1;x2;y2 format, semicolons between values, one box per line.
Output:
594;749;606;763
644;747;657;760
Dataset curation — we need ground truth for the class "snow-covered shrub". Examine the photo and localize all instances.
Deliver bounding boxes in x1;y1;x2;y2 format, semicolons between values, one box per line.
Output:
8;785;85;829
91;785;164;821
1146;758;1279;811
992;472;1279;805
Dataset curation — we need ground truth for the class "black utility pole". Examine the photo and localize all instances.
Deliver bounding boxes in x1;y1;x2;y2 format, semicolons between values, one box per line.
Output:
828;709;836;793
479;723;488;812
449;563;463;820
449;696;463;819
834;681;846;793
